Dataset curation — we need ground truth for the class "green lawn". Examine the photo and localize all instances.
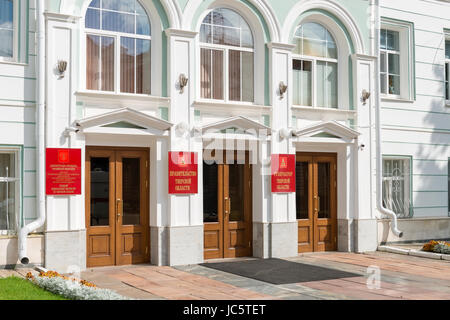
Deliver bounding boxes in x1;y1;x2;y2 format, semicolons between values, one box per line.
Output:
0;276;67;300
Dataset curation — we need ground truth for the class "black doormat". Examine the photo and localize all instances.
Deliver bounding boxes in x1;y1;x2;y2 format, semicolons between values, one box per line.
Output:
200;259;361;285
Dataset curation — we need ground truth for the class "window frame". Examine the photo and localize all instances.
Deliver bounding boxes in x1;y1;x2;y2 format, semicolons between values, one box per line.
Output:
380;29;401;98
292;22;339;109
292;55;339;109
0;0;19;63
198;8;255;104
83;1;152;95
380;19;415;102
445;37;450;106
0;147;21;235
382;155;413;219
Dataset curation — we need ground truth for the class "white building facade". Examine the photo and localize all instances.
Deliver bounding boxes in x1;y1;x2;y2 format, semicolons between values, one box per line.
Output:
0;0;448;272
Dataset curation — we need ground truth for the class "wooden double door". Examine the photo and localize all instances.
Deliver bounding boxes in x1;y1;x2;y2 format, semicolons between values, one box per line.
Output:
203;151;253;260
85;147;150;267
296;153;337;253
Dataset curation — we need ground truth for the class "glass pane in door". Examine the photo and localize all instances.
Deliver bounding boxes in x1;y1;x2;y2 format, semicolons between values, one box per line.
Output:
122;158;140;225
317;162;331;219
228;164;245;222
90;158;110;226
296;162;309;220
203;162;218;223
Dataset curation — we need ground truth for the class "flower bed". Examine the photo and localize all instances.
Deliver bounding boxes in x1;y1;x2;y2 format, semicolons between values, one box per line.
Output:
26;271;129;300
422;241;450;254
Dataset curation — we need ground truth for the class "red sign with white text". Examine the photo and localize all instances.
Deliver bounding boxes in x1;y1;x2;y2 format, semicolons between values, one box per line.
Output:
169;152;198;194
271;154;296;193
46;148;82;195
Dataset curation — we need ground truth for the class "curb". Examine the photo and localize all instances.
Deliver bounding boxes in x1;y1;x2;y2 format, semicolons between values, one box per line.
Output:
34;266;49;273
378;246;450;261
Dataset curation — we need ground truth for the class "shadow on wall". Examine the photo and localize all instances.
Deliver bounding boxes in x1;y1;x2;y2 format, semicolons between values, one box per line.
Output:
379;42;450;243
414;50;449;219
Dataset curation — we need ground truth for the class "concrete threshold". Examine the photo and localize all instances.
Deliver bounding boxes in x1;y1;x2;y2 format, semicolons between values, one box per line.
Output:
378;245;450;261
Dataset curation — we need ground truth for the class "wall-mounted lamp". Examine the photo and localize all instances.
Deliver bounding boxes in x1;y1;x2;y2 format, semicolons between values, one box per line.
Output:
279;81;288;99
57;60;68;78
361;89;371;105
175;122;190;136
63;126;79;138
279;128;291;140
179;73;189;94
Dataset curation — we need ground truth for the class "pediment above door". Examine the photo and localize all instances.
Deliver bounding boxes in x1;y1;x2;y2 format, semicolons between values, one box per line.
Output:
198;116;272;136
294;121;360;144
76;108;173;136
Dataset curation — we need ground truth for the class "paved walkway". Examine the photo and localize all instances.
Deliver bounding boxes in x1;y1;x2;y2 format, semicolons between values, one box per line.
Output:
78;252;450;300
0;268;37;279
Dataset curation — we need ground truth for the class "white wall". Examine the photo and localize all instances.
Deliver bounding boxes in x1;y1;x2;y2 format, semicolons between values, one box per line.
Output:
0;1;37;230
380;0;450;219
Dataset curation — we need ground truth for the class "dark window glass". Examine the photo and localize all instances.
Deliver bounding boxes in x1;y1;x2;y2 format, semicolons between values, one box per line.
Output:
229;164;245;222
317;163;331;219
122;158;140;225
296;162;309;220
203;162;218;223
90;158;110;226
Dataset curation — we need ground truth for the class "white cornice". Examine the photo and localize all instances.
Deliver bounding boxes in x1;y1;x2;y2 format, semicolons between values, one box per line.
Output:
75;91;170;108
44;12;81;23
266;42;296;52
165;28;198;38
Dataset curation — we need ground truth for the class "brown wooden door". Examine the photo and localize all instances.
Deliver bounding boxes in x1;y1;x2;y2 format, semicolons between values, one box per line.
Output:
296;153;337;253
203;152;223;260
115;150;150;265
203;151;252;260
85;149;116;267
86;147;150;267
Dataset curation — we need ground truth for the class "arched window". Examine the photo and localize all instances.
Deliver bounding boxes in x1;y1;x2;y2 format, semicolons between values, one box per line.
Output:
293;22;338;108
199;8;254;103
85;0;151;94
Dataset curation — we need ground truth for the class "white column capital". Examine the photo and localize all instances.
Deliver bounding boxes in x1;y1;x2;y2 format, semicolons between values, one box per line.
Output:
267;42;296;52
165;28;198;39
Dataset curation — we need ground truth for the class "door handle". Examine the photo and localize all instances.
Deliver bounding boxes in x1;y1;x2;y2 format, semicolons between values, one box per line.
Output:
314;196;320;214
317;196;320;213
116;199;122;220
224;197;231;215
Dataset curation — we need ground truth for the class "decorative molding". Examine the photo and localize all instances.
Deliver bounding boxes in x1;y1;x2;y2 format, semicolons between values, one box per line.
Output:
266;42;296;52
44;12;81;23
193;100;271;115
76;107;173;132
160;0;183;29
294;121;360;143
165;28;198;38
352;53;377;61
281;0;365;54
199;116;272;135
75;91;170;108
291;106;357;121
183;0;281;42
